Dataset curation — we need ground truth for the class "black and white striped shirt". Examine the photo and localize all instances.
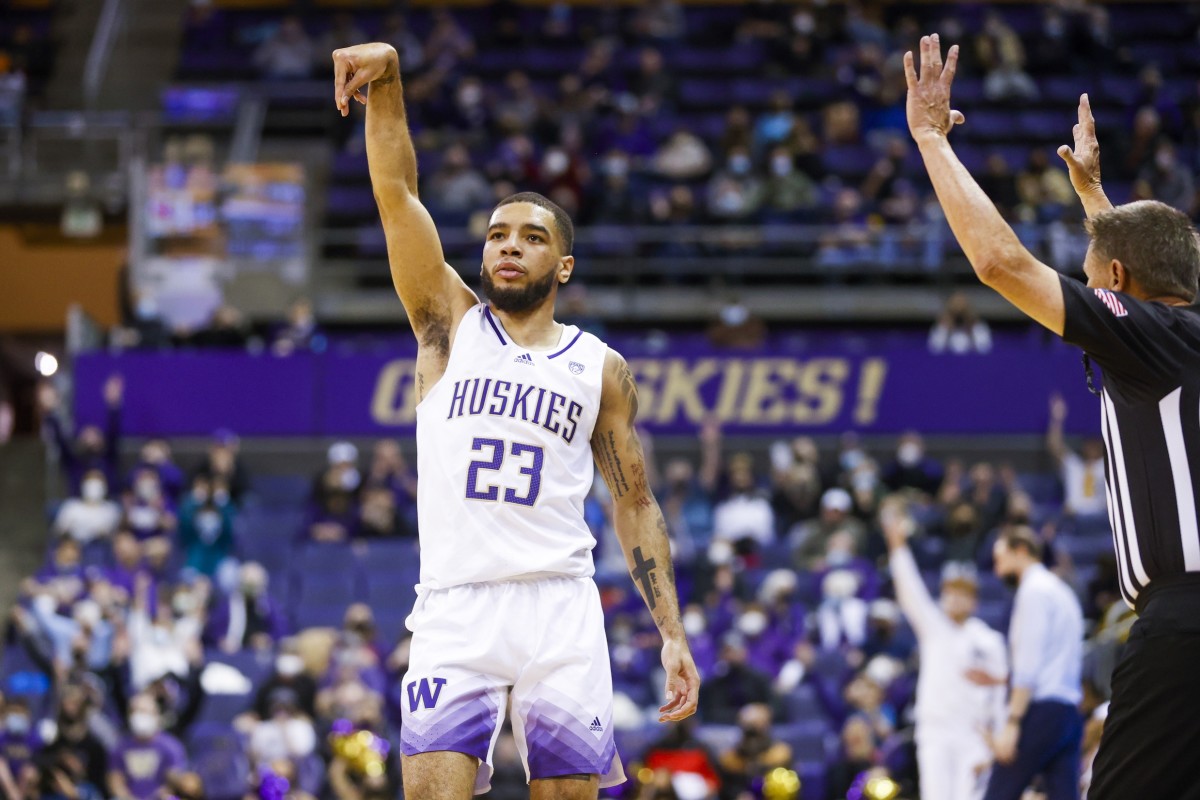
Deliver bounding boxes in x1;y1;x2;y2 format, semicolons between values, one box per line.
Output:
1061;275;1200;609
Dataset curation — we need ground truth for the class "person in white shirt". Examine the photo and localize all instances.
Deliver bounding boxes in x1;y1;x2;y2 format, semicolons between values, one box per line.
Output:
54;469;122;544
711;453;775;546
1046;395;1107;518
970;527;1084;800
882;500;1008;800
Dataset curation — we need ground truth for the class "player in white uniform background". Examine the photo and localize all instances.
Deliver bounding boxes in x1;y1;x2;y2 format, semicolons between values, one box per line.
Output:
882;499;1008;800
331;42;701;800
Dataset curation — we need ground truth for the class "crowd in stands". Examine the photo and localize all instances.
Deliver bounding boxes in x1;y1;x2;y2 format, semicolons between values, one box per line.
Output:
173;1;1200;275
0;370;1126;800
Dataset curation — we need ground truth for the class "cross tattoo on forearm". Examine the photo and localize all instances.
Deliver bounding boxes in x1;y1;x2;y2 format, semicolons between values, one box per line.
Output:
631;546;658;610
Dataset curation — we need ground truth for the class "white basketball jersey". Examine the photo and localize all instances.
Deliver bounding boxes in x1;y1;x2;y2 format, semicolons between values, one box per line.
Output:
414;304;607;590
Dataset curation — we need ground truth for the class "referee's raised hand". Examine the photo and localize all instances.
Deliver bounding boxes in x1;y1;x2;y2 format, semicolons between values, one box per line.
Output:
903;33;966;146
1057;93;1113;218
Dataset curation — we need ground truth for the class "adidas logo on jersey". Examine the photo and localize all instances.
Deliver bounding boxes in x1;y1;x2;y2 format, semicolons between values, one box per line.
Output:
514;353;535;365
589;717;603;732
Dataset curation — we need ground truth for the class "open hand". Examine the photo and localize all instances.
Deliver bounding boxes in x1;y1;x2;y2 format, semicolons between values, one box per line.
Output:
904;34;966;145
331;43;399;117
658;638;700;723
1057;93;1103;199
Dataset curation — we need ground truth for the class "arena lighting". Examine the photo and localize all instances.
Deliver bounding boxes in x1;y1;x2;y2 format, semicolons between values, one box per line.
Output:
34;352;58;377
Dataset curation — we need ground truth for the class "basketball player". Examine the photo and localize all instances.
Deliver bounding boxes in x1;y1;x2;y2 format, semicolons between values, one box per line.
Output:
331;43;700;800
881;499;1008;800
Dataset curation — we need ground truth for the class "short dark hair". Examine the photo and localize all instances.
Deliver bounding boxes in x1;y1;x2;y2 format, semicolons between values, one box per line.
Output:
495;192;574;255
1000;525;1044;560
1085;200;1200;302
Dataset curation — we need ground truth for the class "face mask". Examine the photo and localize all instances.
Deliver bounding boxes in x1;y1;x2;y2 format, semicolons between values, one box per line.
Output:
135;297;159;320
276;654;304;678
737;611;768;637
459;85;483;107
682;612;706;637
1156;151;1174;170
135;478;160;502
728;155;751;176
603;157;628;178
195;511;222;542
127;505;160;530
82;479;107;503
5;715;29;735
827;549;852;567
130;712;159;738
242;581;264;598
792;12;815;34
771;156;793;176
340;468;361;491
720;304;750;326
840;449;865;472
212;487;230;506
173;593;198;615
897;442;922;466
191;487;209;504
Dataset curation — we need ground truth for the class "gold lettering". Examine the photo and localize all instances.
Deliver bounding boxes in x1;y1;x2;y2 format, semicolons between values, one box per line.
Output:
854;358;889;425
739;359;795;424
370;360;418;425
794;358;849;424
655;358;719;425
628;359;662;423
714;360;745;422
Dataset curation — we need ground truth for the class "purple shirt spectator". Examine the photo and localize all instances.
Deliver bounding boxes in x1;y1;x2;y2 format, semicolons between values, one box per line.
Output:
111;732;186;800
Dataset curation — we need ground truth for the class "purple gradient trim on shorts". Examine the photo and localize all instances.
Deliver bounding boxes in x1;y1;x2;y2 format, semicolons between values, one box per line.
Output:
524;700;616;780
401;690;499;761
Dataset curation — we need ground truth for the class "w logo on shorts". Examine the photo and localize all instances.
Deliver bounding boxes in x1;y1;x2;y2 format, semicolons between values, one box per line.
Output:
407;677;448;712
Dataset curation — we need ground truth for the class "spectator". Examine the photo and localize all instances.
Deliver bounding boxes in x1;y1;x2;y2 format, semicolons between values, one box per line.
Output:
194;428;249;504
108;694;187;800
630;48;677;111
983;50;1040;103
640;719;720;798
178;474;237;580
770;437;824;532
928;291;992;355
753;91;797;154
1134;139;1196;215
205;562;286;654
707;146;764;221
813;569;869;651
176;305;251;349
495;70;541;134
355;486;408;539
121;467;176;543
427;144;493;214
698;635;774;725
762;147;817;216
316;14;365;68
707;298;767;349
0;698;43;797
42;685;109;793
978;154;1022;220
272;298;324;356
424;10;474;72
126;575;206;692
652;129;712;182
794;488;868;569
717;106;753;157
309;441;362;542
247;689;316;771
378;14;423;74
882;432;943;495
717;703;792;797
1015;149;1074;222
29;593;113;673
711;453;775;547
825;717;879;800
39;376;123;496
1047;395;1107;519
817;188;873;268
253;647;318;722
30;537;86;608
53;469;121;544
253;16;314;80
630;0;685;41
104;529;147;606
131;439;185;502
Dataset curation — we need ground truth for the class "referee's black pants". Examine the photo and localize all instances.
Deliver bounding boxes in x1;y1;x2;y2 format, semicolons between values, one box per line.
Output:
1089;575;1200;800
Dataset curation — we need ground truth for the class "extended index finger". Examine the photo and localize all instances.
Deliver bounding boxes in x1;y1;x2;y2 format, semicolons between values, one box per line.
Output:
1079;92;1096;137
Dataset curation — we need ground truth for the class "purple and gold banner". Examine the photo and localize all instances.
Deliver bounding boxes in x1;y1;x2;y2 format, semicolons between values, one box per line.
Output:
73;332;1101;437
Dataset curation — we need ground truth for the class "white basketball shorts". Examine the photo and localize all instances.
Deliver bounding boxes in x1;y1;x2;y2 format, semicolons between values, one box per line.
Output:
400;575;625;794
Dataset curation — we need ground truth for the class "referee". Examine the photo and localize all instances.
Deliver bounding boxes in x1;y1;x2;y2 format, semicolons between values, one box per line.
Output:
904;35;1200;798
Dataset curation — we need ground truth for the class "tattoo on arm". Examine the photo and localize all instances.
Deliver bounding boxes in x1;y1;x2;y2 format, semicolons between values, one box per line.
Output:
618;359;639;426
630;546;662;611
595;429;630;498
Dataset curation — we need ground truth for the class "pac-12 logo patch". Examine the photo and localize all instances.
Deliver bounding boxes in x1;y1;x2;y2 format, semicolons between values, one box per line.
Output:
1093;288;1128;317
569;361;585;375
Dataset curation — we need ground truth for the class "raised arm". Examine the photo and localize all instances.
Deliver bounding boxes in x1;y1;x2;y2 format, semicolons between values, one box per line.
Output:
1046;393;1068;466
881;500;943;641
332;43;476;397
1057;93;1113;220
592;349;700;723
904;35;1065;336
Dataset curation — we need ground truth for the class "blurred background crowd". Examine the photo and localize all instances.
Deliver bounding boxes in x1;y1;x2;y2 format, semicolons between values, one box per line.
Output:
0;0;1184;798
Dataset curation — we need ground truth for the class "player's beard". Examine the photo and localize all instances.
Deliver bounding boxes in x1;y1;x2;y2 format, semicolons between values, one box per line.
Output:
480;265;558;314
